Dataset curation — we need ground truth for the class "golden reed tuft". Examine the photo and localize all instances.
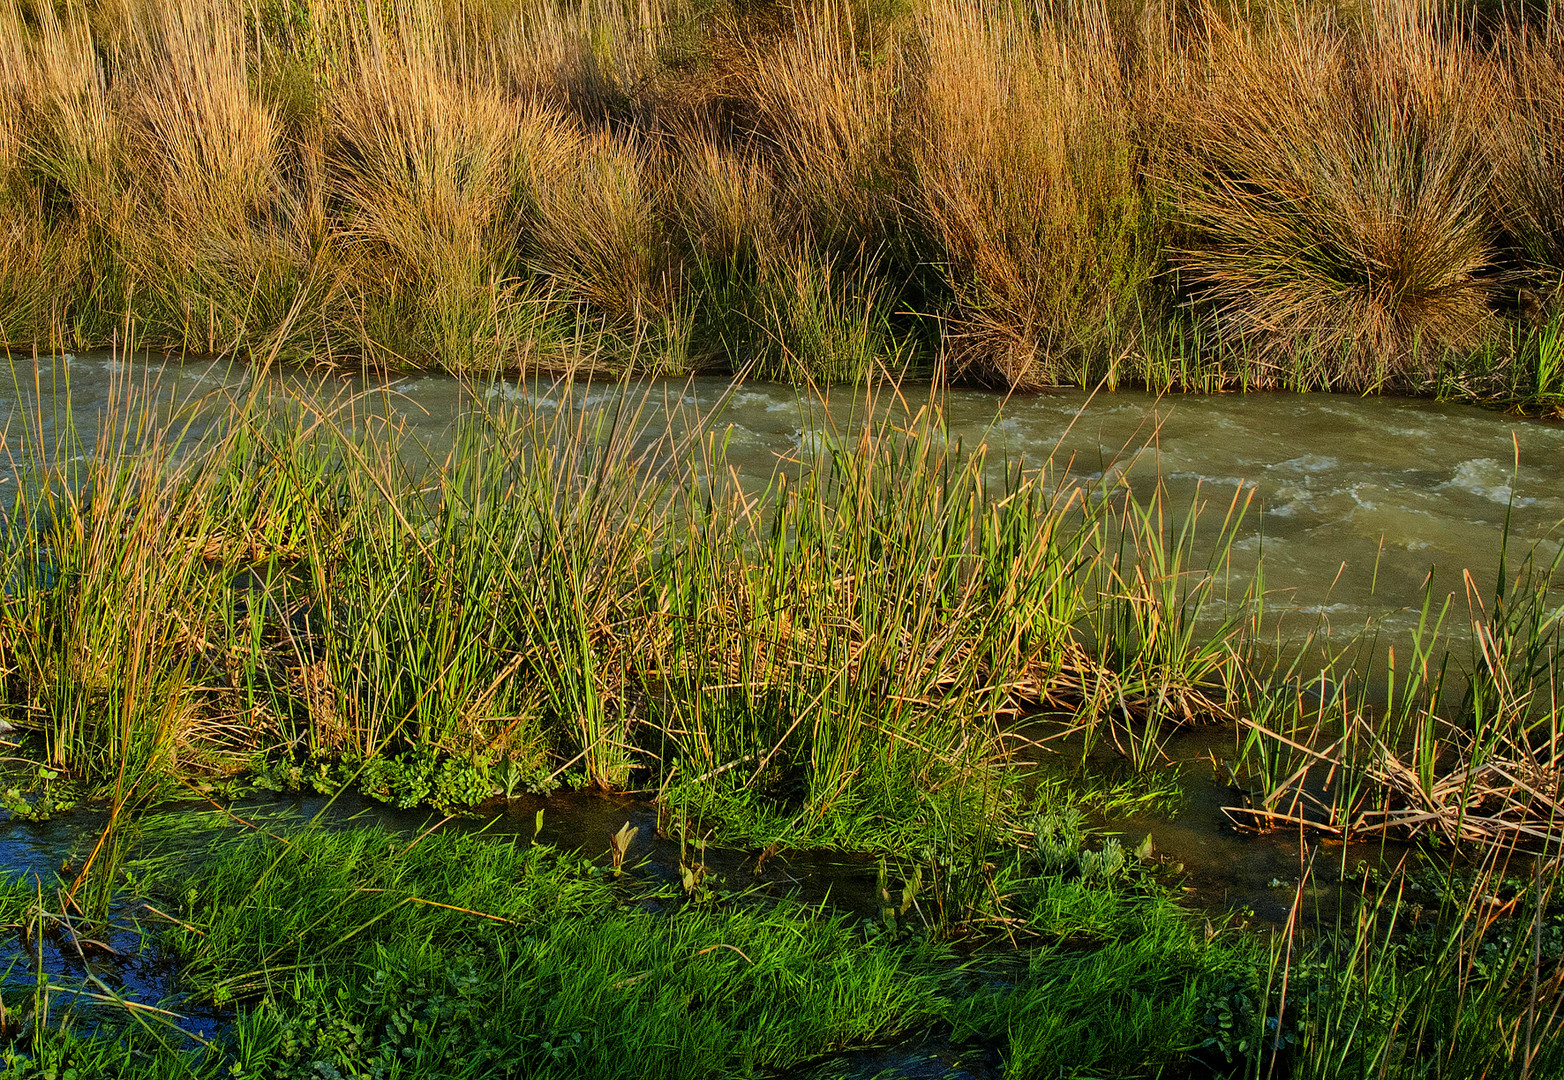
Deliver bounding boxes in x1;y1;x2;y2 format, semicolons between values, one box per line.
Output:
0;0;1560;397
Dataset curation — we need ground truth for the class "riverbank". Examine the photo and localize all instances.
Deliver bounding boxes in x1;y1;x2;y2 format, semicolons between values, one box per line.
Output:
0;366;1556;1073
4;0;1564;410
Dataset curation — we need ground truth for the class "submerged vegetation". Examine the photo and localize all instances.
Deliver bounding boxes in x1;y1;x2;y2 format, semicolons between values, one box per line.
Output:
0;0;1563;405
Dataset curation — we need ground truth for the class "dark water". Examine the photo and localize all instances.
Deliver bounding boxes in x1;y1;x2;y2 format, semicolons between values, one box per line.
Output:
0;811;223;1041
1096;727;1426;926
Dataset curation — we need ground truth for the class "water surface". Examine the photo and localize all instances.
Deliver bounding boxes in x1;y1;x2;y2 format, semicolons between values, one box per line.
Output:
5;354;1558;645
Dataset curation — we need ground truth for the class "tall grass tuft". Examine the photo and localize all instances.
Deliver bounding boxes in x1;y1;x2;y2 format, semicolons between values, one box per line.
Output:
911;0;1155;389
1169;1;1497;387
493;0;680;125
739;2;901;253
5;0;1564;395
329;3;564;370
1494;25;1564;315
113;0;314;357
530;130;677;346
3;0;115;348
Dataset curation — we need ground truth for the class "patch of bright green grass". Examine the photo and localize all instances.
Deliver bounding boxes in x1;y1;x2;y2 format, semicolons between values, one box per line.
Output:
2;814;1562;1079
52;824;960;1079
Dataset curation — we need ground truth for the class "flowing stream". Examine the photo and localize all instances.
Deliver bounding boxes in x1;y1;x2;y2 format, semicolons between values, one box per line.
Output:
5;352;1560;641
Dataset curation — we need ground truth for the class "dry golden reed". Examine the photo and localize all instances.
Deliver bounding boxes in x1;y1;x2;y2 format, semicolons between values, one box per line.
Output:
1170;0;1496;385
912;0;1151;388
0;0;1559;396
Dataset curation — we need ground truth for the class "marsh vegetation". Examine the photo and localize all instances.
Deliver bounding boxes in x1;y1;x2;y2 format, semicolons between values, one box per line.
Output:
0;364;1549;1076
2;0;1564;407
0;0;1561;1073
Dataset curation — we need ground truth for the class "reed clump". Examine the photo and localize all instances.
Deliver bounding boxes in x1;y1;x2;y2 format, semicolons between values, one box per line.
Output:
0;367;1265;859
5;0;1564;402
1169;1;1497;387
9;363;1560;861
910;0;1155;388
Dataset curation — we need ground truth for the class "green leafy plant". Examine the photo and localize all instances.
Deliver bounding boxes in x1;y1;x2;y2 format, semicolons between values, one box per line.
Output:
0;766;77;821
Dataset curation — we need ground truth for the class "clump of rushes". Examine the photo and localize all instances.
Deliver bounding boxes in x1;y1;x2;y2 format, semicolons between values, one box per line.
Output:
1492;27;1564;323
911;0;1156;389
1169;1;1497;388
0;368;1265;860
0;367;293;784
328;4;570;371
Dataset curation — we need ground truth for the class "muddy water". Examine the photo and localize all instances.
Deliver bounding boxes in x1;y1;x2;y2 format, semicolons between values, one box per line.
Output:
5;353;1560;645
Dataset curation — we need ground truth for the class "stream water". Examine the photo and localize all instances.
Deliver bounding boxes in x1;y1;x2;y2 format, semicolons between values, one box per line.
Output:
6;352;1560;639
0;353;1559;1059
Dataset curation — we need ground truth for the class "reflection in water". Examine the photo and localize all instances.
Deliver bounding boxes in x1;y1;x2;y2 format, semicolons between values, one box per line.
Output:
0;811;225;1041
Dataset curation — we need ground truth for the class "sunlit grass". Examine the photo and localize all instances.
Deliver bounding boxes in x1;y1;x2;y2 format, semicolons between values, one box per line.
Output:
0;0;1562;402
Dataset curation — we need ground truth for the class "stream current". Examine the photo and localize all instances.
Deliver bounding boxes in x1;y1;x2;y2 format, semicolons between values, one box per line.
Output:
5;352;1561;641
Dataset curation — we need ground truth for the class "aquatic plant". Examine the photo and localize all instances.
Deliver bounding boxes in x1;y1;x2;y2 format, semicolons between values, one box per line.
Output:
1233;530;1564;852
0;359;1276;902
